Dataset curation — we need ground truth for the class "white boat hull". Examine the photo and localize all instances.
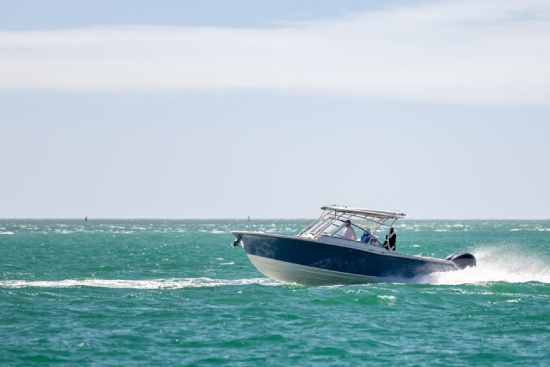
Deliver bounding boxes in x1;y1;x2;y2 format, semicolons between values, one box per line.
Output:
247;254;381;285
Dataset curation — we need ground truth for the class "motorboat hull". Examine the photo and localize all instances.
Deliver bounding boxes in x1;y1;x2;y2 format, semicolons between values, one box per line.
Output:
246;254;381;285
233;231;459;285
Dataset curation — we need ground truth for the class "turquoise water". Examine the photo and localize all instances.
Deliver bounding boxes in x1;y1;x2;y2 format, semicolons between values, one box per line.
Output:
1;219;549;366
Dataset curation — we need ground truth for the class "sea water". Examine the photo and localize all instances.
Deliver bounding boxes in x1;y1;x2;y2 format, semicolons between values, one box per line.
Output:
0;219;548;366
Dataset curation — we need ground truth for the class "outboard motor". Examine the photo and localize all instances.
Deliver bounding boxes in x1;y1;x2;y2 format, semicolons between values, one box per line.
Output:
446;253;476;269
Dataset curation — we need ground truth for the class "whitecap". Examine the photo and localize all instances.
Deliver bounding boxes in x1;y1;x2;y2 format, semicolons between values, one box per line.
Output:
54;229;74;234
377;295;397;305
0;277;281;289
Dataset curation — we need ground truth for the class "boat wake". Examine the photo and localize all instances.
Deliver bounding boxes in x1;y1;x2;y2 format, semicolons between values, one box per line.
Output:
2;246;548;288
0;277;281;289
407;245;550;285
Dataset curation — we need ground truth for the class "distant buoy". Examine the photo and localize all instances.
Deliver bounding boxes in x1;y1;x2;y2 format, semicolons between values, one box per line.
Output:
85;216;88;221
247;216;250;221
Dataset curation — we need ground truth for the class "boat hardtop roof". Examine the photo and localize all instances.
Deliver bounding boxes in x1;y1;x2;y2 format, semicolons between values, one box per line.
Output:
320;205;406;219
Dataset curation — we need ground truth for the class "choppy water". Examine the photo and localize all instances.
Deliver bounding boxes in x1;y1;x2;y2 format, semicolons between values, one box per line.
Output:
1;219;549;366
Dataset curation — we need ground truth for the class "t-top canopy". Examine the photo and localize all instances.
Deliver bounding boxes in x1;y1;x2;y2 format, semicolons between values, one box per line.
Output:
320;205;406;219
298;205;405;239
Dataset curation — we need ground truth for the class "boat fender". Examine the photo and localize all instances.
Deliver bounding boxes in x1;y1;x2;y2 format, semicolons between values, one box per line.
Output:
445;253;476;269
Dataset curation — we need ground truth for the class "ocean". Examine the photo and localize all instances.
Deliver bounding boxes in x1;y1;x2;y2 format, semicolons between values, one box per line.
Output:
1;219;548;366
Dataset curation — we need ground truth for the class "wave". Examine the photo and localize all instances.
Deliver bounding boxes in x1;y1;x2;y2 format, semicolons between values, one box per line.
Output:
0;277;281;289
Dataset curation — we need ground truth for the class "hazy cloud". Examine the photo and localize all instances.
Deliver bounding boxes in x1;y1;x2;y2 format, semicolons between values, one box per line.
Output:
1;0;549;105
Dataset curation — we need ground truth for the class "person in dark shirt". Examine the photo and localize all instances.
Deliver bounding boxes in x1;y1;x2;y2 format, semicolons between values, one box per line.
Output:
383;227;396;251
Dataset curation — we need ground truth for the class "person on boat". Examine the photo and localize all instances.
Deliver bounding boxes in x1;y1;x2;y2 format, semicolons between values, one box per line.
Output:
361;229;372;243
383;227;396;251
342;220;357;241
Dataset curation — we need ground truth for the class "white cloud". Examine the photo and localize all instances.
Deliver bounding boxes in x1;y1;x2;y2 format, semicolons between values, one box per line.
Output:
1;0;549;105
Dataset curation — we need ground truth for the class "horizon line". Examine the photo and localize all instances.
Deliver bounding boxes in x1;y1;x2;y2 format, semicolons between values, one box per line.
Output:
1;217;549;221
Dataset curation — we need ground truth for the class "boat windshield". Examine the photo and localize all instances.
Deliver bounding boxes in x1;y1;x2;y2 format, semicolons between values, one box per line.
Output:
299;205;405;239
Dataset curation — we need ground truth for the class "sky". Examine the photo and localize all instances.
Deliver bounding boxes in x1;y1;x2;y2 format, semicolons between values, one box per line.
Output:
1;0;549;219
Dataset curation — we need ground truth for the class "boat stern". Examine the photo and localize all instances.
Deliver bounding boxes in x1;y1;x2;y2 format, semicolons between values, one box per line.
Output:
445;253;476;269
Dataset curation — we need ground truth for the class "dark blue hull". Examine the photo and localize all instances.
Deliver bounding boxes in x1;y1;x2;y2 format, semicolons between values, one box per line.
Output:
235;232;457;284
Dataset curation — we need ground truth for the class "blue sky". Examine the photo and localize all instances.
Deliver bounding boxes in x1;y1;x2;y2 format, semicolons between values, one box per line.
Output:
1;0;549;219
0;1;408;29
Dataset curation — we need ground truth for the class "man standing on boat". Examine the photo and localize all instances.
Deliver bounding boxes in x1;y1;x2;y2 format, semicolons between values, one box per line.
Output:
343;220;357;241
384;227;397;251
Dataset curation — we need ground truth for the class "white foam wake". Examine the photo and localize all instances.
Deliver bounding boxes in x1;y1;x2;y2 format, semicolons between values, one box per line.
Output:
412;245;550;285
0;277;281;289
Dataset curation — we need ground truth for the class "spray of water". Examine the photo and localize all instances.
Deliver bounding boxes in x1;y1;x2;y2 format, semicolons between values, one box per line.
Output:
412;245;550;285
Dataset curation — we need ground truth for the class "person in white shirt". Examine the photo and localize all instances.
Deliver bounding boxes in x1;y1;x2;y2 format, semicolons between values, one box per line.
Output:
342;219;356;241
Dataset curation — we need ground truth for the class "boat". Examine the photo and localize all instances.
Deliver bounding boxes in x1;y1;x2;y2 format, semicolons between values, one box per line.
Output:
231;205;476;285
